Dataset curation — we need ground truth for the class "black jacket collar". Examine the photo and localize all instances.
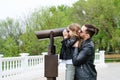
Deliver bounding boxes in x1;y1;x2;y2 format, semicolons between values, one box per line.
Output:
82;38;91;45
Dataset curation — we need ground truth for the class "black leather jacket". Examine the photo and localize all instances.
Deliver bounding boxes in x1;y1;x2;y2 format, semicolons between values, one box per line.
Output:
59;36;77;60
72;38;97;80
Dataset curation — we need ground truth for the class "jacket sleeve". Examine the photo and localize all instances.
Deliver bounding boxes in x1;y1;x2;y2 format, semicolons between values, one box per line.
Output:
63;37;77;47
72;44;93;66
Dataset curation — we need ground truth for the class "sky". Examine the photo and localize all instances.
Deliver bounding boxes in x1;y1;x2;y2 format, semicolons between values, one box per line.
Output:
0;0;78;20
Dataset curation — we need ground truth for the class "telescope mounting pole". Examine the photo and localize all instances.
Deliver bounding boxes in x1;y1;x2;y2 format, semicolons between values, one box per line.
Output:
45;31;58;80
48;31;55;55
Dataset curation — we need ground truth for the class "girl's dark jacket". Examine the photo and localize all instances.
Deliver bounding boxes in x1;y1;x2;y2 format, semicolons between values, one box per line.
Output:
72;38;97;80
59;36;77;60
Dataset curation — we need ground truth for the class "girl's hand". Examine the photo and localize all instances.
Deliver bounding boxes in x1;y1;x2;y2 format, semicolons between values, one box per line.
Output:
63;29;69;39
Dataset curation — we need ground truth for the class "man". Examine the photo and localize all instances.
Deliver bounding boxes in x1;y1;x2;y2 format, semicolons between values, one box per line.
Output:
72;24;99;80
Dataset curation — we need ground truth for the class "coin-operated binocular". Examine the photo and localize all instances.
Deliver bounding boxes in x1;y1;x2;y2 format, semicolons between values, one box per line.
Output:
35;28;64;39
35;28;64;80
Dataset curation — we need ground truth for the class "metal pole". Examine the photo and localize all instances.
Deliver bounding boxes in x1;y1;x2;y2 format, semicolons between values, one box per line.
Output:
45;31;58;80
47;77;56;80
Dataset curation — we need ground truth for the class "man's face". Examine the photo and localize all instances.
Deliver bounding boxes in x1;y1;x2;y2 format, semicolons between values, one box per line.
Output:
79;25;87;39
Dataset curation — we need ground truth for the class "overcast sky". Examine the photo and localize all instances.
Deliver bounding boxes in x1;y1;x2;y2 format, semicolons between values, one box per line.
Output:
0;0;78;20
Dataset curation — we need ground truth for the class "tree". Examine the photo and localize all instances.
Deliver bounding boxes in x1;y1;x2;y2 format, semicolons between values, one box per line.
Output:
23;5;73;54
0;18;23;56
71;0;120;53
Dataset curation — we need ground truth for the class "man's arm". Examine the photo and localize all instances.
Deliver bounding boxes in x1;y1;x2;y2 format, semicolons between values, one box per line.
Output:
72;44;92;66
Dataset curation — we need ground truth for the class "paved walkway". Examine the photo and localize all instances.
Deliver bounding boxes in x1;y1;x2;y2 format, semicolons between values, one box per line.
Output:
97;62;120;80
34;62;120;80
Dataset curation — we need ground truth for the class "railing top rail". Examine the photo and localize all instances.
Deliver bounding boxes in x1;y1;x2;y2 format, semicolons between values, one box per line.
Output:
1;57;23;61
1;55;43;61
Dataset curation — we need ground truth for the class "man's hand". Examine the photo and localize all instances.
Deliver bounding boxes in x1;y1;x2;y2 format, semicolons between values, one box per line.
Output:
73;41;79;47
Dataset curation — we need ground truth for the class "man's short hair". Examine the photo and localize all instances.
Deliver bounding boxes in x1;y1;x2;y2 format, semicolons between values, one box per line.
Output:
84;24;99;37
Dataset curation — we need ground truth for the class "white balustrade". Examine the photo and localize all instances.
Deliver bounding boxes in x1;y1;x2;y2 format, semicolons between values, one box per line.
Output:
0;53;44;80
94;50;107;68
94;50;105;64
0;51;106;80
0;54;3;79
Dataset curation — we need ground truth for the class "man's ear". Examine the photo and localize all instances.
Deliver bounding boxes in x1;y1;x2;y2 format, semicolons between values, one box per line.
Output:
86;34;90;38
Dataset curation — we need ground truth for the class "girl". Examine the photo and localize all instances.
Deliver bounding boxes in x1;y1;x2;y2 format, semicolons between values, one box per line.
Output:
59;23;82;80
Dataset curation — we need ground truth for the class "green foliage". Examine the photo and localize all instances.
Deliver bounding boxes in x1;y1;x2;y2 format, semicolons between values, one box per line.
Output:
19;31;49;55
54;37;63;54
1;0;120;57
0;18;23;56
71;0;120;52
2;37;19;57
22;6;73;55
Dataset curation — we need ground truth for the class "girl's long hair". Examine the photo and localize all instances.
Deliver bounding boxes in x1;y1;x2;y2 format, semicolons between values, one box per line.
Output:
67;23;83;47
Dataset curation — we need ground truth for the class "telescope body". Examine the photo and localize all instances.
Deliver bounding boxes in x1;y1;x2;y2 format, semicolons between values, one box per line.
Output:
35;28;64;39
35;28;65;79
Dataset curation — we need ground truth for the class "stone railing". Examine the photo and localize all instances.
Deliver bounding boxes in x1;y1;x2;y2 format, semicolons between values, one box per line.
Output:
0;51;106;80
0;53;43;80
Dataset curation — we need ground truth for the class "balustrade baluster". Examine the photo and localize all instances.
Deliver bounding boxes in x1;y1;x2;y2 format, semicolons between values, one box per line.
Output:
0;55;3;79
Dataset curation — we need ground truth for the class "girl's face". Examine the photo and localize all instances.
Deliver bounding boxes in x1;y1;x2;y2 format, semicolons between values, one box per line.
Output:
68;29;74;36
